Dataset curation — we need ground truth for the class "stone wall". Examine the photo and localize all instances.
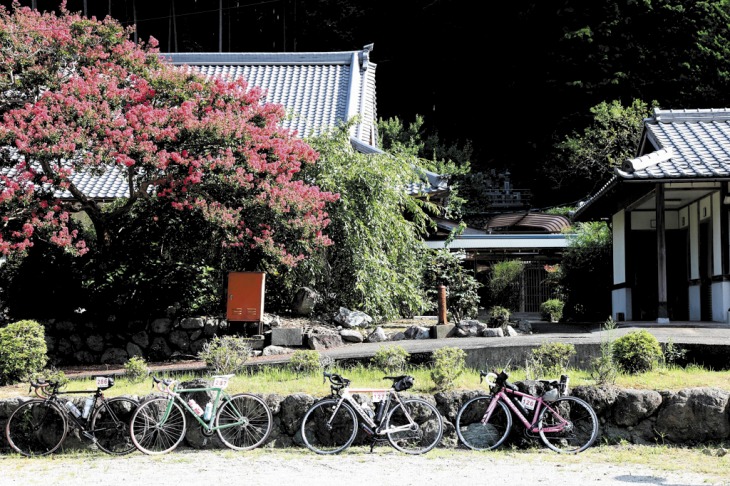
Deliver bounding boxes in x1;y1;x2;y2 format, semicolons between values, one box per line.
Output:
41;316;233;366
1;383;728;454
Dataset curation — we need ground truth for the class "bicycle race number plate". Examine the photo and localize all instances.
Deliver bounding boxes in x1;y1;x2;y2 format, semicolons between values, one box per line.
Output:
372;391;388;402
521;396;536;410
212;376;230;389
96;376;109;388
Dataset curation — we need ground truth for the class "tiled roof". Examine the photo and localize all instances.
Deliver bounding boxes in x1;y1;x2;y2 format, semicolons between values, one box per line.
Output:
573;108;730;220
162;46;378;148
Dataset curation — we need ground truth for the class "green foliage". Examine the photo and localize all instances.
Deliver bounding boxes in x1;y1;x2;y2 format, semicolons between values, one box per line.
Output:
488;260;524;310
28;367;69;390
0;319;48;385
371;345;410;374
278;123;436;320
561;221;612;321
123;356;149;383
422;249;482;323
288;350;323;375
429;346;466;391
662;338;687;367
526;342;576;379
486;305;511;328
197;335;252;375
612;330;663;374
590;317;618;385
540;299;565;322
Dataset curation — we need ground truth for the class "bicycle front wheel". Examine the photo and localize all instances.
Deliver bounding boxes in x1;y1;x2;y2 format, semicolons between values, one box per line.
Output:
385;398;443;454
216;393;273;451
300;399;357;454
91;396;139;455
455;395;512;451
129;397;187;455
538;396;599;453
5;399;68;456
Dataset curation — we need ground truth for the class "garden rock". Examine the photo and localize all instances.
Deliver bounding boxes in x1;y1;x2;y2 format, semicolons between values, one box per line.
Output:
126;342;144;358
340;329;363;343
334;307;373;328
482;327;504;337
279;393;315;435
654;388;730;443
180;317;205;330
150;318;173;334
365;327;388;343
308;333;344;350
612;389;663;426
403;326;430;340
292;287;319;316
263;345;295;356
100;347;128;365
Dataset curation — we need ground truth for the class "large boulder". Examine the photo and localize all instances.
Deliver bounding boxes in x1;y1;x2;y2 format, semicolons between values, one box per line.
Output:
655;388;730;443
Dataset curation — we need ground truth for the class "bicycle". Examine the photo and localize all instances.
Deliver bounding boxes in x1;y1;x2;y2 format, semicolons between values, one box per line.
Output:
129;374;272;455
5;375;138;456
300;371;444;455
455;365;599;453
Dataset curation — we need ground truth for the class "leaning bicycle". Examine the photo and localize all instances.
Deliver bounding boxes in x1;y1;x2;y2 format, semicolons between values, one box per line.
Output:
455;366;599;453
5;375;138;456
129;374;272;455
300;372;444;455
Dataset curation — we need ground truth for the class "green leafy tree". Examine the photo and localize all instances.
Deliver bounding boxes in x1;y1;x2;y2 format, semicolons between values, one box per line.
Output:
488;259;524;311
422;249;482;323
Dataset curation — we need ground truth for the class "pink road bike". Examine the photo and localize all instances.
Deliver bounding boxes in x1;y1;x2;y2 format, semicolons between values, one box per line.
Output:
455;366;599;453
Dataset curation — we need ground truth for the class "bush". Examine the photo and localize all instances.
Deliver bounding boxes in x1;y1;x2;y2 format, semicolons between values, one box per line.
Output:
526;342;576;378
371;345;410;373
488;259;523;310
0;319;48;385
590;316;618;385
28;367;68;389
288;350;323;374
422;249;483;323
486;306;511;328
430;346;466;391
612;330;663;373
124;356;149;383
198;335;252;375
540;299;565;322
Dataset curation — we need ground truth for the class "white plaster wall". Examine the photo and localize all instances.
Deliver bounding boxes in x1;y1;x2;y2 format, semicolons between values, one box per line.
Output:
712;280;730;323
630;211;679;230
712;193;722;276
612;288;631;321
689;284;701;321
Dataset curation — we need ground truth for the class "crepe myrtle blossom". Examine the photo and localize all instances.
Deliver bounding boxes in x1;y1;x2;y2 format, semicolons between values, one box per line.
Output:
0;4;338;266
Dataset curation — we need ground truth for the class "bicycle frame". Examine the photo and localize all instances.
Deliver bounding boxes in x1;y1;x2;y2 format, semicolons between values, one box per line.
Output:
485;387;569;434
155;377;245;433
36;378;117;435
336;386;414;435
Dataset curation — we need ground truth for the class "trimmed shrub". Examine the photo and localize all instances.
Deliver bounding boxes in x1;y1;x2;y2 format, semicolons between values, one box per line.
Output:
526;342;576;378
288;350;322;374
371;345;410;373
612;330;663;373
198;335;252;375
430;346;466;391
0;319;48;385
540;299;565;322
124;356;150;383
486;305;511;328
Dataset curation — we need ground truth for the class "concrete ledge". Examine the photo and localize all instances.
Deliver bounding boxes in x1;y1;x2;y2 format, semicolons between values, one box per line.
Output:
270;327;303;346
430;324;456;339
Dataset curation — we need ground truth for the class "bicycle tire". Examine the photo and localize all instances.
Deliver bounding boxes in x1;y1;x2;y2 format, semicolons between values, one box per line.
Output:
385;398;444;454
215;393;273;451
5;399;68;456
129;397;187;455
300;398;358;454
91;396;139;455
455;395;512;451
538;396;599;453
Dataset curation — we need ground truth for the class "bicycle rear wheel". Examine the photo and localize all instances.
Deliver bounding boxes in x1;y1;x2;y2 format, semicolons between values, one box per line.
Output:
300;399;357;454
538;396;599;453
91;396;139;455
455;395;511;451
5;399;68;456
385;398;443;454
215;393;273;451
129;397;186;455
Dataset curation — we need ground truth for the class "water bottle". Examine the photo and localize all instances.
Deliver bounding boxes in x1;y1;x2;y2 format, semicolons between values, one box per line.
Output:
188;399;204;416
203;402;213;421
65;400;81;418
82;398;94;419
361;403;374;419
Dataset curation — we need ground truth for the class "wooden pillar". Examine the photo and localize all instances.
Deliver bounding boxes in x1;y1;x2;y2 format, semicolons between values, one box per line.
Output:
437;285;447;324
656;183;669;322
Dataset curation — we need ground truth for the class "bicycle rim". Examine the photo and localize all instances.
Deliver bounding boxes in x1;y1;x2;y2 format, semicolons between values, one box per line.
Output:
5;399;68;456
385;398;444;454
129;397;186;455
300;399;357;454
538;396;599;453
91;397;139;455
455;395;512;451
216;393;273;451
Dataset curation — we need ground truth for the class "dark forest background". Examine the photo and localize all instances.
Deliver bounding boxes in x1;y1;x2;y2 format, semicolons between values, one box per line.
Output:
5;0;730;209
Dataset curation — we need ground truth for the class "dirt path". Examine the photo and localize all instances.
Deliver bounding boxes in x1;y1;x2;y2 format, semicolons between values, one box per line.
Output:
1;447;726;486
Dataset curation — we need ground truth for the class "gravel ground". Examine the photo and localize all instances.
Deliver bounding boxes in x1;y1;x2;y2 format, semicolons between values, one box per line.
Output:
1;447;727;486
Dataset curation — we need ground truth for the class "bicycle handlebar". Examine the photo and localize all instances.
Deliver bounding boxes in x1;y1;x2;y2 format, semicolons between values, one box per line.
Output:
29;379;59;398
151;375;176;393
323;371;350;388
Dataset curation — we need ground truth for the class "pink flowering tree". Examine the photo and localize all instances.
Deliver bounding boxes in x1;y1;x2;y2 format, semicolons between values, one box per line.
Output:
0;4;337;317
